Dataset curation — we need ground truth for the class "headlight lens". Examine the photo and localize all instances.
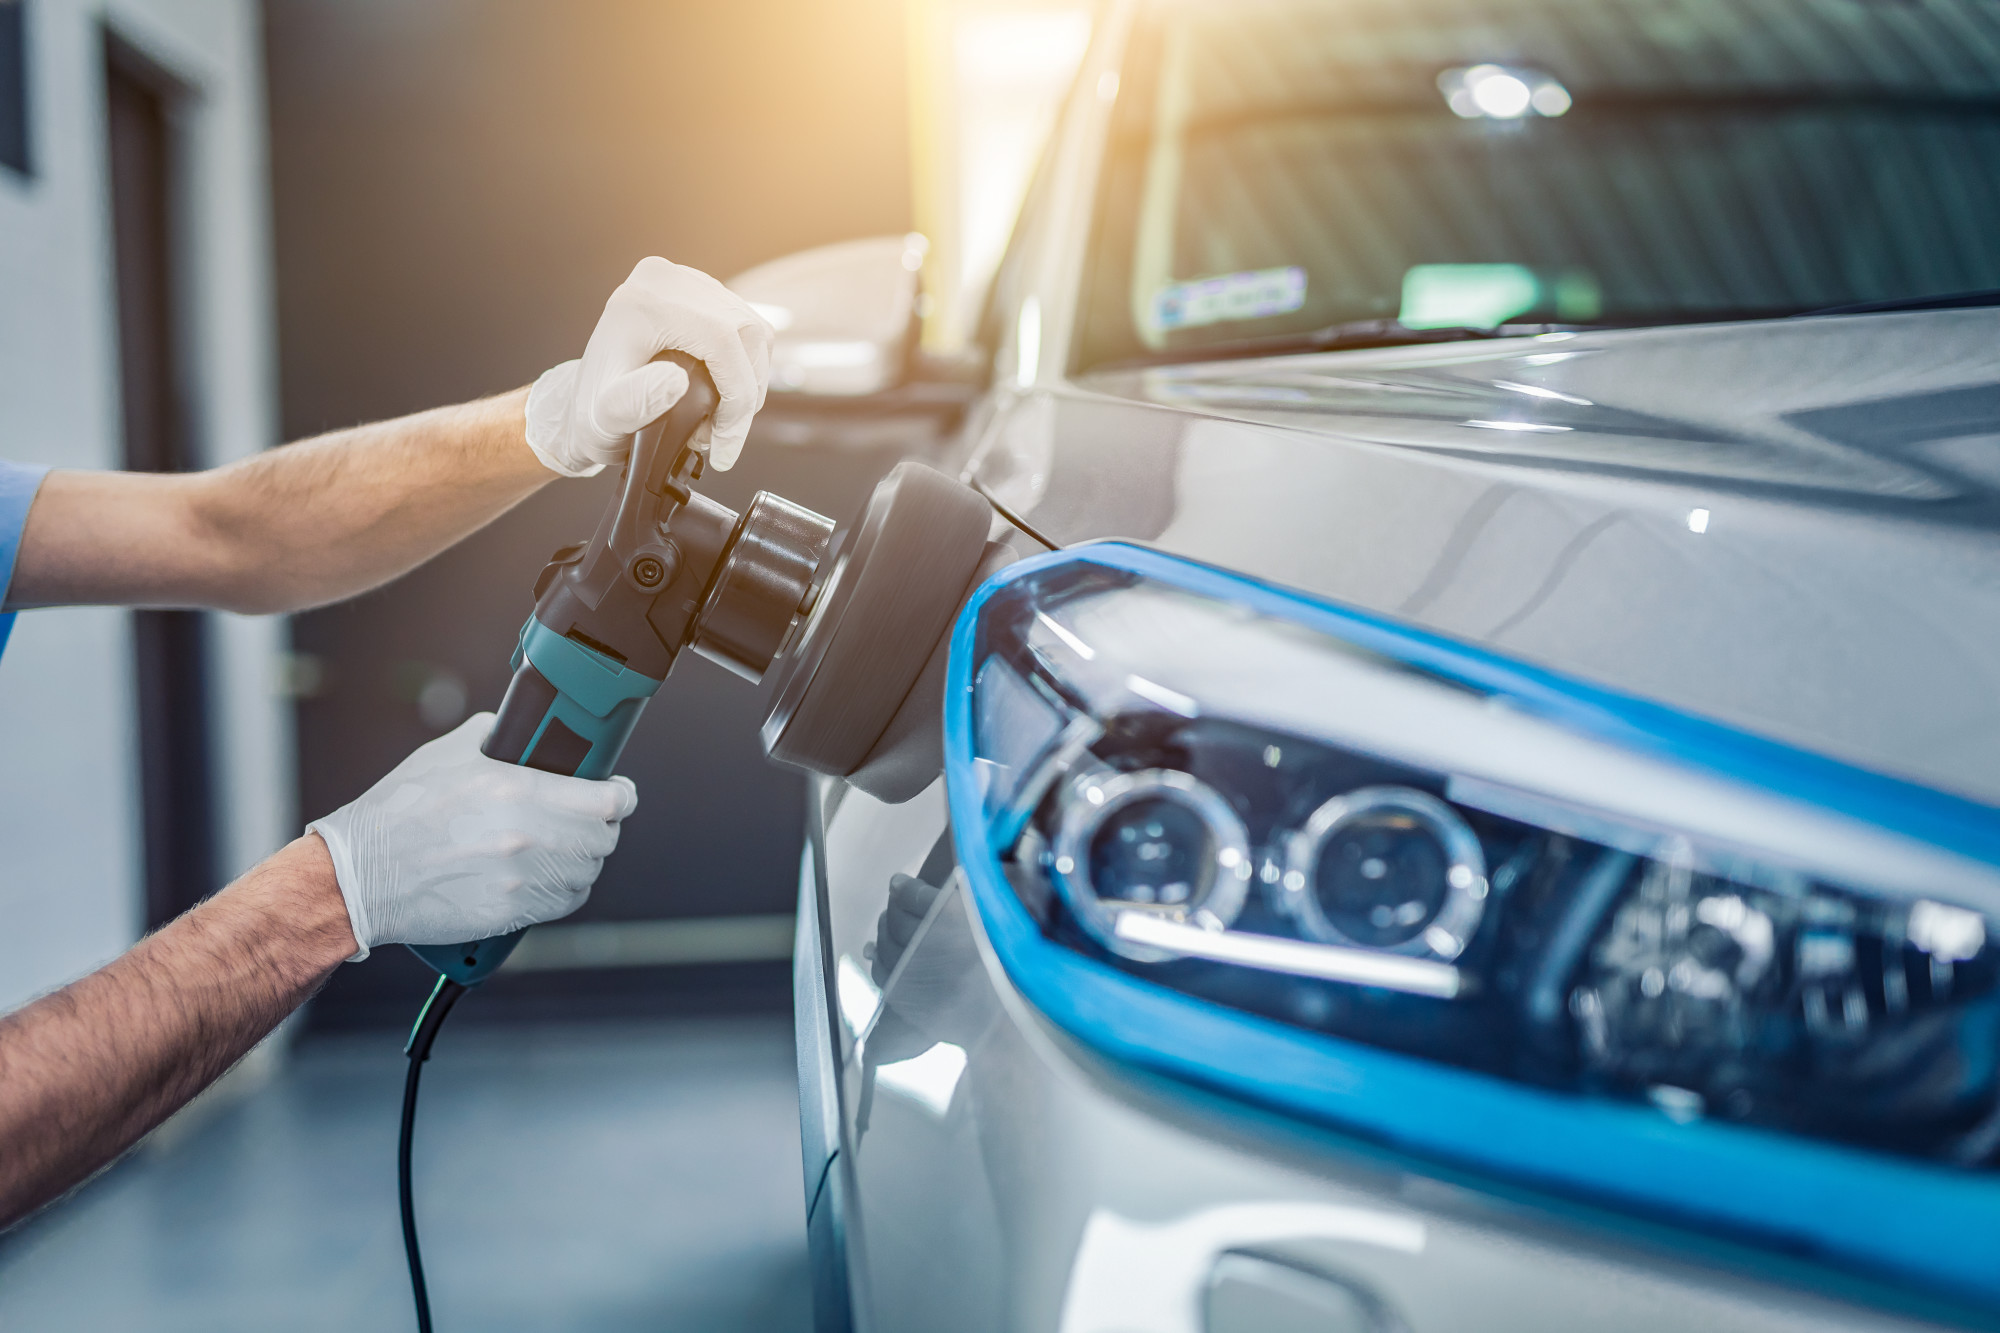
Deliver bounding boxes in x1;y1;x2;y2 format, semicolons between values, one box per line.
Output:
1053;766;1253;957
945;544;2000;1305
1285;785;1486;959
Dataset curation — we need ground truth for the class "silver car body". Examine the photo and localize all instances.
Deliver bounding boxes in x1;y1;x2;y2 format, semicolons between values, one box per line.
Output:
795;3;2000;1329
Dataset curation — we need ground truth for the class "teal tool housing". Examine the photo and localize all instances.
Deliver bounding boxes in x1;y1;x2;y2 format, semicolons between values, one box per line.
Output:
500;617;662;782
403;622;664;983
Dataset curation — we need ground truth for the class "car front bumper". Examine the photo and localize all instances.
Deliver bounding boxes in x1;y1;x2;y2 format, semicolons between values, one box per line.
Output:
797;781;1962;1333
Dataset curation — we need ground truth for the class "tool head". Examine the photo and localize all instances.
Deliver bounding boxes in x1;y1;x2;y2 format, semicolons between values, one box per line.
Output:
691;491;834;682
762;461;1010;803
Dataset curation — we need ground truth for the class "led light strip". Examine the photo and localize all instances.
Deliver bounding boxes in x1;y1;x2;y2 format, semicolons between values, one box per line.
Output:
1111;913;1463;998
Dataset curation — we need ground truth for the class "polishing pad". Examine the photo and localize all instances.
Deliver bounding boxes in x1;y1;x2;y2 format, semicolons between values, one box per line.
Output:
761;461;997;794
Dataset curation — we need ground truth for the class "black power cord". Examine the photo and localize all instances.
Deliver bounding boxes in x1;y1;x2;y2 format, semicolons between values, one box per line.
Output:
968;477;1061;552
400;974;468;1333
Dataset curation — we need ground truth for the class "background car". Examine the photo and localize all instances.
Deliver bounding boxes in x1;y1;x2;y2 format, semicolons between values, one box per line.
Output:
747;0;2000;1329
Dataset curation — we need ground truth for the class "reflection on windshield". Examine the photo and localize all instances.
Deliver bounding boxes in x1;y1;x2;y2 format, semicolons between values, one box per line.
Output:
1076;0;2000;370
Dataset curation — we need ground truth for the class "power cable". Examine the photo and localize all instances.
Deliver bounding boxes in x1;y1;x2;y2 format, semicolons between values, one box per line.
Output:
969;477;1062;551
400;974;467;1333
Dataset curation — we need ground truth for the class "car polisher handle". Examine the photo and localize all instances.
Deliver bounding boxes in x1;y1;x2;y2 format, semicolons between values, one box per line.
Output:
637;350;721;496
407;353;721;988
607;351;722;563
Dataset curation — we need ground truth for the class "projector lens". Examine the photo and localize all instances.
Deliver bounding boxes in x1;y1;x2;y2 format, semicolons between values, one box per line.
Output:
1052;768;1252;957
1288;787;1487;960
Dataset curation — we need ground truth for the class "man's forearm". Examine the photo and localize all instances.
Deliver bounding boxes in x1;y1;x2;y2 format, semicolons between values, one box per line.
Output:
7;386;548;614
0;837;355;1229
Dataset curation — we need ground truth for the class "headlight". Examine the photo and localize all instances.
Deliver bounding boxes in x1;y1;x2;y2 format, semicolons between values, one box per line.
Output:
1052;766;1253;956
1284;785;1486;959
943;543;2000;1307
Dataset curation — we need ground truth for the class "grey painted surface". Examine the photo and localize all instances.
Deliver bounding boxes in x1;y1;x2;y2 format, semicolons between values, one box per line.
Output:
0;1018;811;1332
969;311;2000;808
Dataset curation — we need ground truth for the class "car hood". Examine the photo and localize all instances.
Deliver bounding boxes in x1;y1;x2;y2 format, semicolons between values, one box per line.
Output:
1092;309;2000;506
966;309;2000;805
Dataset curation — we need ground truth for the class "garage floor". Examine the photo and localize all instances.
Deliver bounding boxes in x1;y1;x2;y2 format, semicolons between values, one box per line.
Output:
0;1016;812;1332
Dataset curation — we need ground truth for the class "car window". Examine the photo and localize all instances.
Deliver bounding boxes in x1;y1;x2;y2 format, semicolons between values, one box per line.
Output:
1075;0;2000;370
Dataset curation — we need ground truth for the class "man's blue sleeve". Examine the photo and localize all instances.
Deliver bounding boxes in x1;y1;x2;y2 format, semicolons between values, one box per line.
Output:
0;462;52;664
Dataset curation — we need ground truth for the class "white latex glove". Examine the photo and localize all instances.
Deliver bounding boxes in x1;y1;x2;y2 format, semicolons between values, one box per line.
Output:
306;714;638;960
524;256;776;477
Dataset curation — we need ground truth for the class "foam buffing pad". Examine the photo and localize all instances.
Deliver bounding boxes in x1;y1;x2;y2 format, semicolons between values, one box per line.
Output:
761;461;998;799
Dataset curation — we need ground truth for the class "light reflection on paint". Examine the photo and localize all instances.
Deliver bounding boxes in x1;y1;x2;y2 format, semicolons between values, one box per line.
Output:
876;1041;968;1116
1059;1202;1425;1333
836;953;881;1037
1466;419;1572;433
1495;379;1592;406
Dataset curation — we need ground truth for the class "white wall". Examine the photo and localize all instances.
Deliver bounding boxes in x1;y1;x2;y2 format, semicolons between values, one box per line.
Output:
0;0;287;1013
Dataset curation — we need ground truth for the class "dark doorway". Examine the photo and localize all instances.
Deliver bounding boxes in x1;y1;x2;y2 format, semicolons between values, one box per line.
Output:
105;35;216;930
0;0;29;177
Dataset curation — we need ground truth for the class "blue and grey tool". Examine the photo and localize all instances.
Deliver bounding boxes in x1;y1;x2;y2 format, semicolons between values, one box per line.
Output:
407;350;836;985
392;358;1005;1333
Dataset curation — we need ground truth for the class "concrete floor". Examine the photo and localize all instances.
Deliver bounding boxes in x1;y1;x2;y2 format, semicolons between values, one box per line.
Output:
0;1016;813;1332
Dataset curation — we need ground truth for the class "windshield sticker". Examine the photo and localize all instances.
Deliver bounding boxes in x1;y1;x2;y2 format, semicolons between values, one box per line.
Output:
1401;264;1603;329
1153;266;1307;333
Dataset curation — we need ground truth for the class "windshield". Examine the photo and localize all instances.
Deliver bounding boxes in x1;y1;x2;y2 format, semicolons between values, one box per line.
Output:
1074;0;2000;370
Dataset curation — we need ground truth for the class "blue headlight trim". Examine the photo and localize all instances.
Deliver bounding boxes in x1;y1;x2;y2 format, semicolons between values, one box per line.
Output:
942;541;2000;1307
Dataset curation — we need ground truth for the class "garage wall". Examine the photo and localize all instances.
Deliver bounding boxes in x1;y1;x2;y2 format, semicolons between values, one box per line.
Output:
265;0;917;434
264;0;917;1024
0;0;287;1013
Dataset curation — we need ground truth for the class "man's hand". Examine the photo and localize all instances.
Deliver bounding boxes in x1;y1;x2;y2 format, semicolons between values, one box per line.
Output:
307;714;638;956
525;257;776;477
